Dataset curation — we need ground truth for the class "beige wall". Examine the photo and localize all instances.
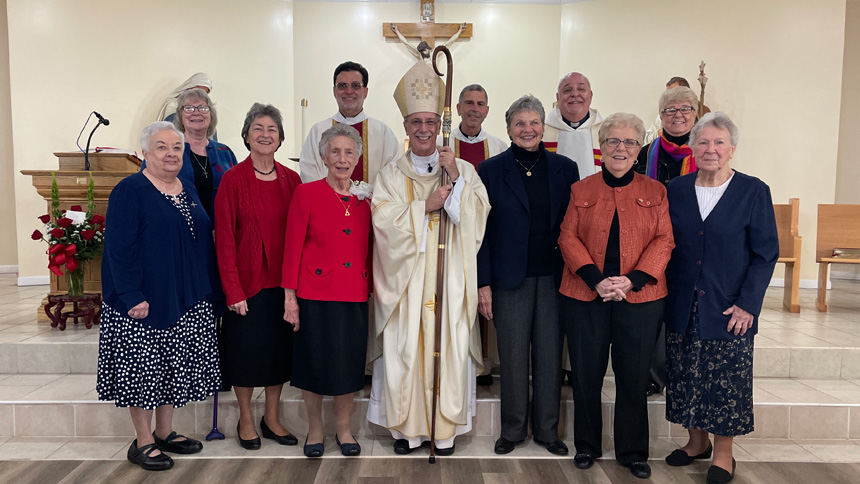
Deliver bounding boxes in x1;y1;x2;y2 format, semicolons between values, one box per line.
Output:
0;0;17;269
5;0;851;285
7;0;296;282
560;0;846;283
292;1;561;149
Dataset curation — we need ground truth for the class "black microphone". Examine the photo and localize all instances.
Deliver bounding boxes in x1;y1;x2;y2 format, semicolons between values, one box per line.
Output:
83;111;110;171
93;111;110;126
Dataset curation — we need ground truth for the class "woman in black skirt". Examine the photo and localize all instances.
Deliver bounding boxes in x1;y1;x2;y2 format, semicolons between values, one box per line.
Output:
214;104;302;450
283;124;371;457
664;112;779;484
99;121;220;471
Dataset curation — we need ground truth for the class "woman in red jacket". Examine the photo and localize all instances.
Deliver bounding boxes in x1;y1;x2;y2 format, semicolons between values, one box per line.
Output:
214;103;302;450
558;113;674;479
283;124;371;458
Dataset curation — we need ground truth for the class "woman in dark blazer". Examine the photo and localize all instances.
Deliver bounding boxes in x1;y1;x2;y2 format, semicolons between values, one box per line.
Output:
477;94;579;456
283;124;371;458
559;113;674;479
214;103;302;450
664;112;778;484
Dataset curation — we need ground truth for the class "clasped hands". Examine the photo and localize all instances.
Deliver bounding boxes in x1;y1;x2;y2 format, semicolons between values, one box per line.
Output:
596;276;633;302
425;147;459;213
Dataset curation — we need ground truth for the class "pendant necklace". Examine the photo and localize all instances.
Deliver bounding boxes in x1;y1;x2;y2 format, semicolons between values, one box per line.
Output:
190;151;209;179
515;153;541;177
328;180;351;216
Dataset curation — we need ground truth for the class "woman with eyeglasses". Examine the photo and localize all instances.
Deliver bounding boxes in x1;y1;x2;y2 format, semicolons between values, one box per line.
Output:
635;85;700;399
636;86;700;185
477;95;579;457
559;113;674;479
170;88;237;220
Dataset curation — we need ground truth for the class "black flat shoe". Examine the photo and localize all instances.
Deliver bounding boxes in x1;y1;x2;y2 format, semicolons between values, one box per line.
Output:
393;438;414;455
706;458;736;484
127;439;174;471
304;436;324;458
574;452;594;469
336;435;361;456
666;441;713;466
153;431;203;455
260;417;298;446
476;374;493;386
236;423;261;450
434;444;455;456
626;461;651;479
493;437;521;455
534;438;568;456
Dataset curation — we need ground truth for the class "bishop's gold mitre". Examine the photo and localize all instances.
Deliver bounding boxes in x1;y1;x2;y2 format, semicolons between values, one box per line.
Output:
393;60;445;117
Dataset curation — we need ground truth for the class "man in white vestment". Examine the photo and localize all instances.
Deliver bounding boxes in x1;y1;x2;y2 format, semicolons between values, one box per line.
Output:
367;60;491;456
543;72;604;181
441;84;505;386
299;61;400;183
445;84;507;168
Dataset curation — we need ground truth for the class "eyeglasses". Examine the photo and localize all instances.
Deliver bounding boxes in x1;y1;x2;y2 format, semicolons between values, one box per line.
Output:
408;119;439;129
182;105;211;113
603;138;640;149
335;82;364;91
660;106;695;116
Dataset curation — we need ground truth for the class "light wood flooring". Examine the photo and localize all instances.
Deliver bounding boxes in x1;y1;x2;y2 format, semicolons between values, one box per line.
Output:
2;457;860;484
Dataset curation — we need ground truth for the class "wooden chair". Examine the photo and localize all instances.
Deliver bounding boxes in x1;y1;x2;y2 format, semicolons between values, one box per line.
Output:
815;204;860;311
774;198;801;312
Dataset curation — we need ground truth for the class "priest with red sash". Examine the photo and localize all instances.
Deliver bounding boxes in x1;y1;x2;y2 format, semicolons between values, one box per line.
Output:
543;72;604;181
440;84;506;386
446;85;507;168
299;61;400;184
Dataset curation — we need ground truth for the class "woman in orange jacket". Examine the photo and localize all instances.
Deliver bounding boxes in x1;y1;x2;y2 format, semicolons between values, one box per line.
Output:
558;113;675;479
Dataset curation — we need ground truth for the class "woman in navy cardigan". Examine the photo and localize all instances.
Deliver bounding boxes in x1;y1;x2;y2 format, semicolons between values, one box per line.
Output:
98;122;220;471
477;95;579;456
663;112;778;484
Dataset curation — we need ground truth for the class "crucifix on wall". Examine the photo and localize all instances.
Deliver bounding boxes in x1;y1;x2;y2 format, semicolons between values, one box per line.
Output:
383;0;472;61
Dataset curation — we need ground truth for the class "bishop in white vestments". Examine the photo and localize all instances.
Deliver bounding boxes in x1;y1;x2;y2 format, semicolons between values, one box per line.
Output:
367;60;490;455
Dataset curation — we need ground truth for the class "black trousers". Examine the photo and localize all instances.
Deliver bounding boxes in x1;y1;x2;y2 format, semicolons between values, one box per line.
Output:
562;296;663;465
493;276;563;442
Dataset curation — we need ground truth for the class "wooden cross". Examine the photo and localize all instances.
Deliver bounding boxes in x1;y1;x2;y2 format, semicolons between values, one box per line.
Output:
383;0;472;49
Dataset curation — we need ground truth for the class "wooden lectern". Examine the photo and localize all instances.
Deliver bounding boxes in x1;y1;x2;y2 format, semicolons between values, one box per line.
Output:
21;151;140;322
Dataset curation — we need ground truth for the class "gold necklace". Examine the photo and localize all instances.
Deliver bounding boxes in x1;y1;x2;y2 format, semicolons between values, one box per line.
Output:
190;151;209;179
515;152;541;176
327;180;351;216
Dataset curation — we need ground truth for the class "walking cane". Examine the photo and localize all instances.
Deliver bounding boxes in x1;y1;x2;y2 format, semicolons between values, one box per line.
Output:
428;44;454;464
205;390;225;440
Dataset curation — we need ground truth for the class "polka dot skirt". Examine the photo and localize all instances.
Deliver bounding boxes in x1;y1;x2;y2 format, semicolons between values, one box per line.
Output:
96;301;220;410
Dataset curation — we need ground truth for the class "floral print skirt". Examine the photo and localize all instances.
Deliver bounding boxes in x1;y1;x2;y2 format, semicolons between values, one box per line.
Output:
665;294;754;437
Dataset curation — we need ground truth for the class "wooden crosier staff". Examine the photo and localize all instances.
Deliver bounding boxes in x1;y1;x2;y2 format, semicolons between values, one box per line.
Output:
427;44;453;465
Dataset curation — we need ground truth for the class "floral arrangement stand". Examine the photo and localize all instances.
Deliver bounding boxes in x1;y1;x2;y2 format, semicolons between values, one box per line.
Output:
45;293;101;330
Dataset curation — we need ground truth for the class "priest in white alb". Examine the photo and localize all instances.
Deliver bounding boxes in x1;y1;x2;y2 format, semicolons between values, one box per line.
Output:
367;60;490;456
543;72;604;181
299;61;400;183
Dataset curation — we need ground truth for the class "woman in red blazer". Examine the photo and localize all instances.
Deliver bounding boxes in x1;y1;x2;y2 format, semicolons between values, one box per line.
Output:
283;124;371;458
558;113;674;479
214;104;302;451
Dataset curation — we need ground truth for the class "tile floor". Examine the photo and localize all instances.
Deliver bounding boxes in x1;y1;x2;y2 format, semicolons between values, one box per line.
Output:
1;274;859;462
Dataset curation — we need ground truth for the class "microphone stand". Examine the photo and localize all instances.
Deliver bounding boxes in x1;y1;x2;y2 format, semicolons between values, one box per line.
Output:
83;119;107;171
